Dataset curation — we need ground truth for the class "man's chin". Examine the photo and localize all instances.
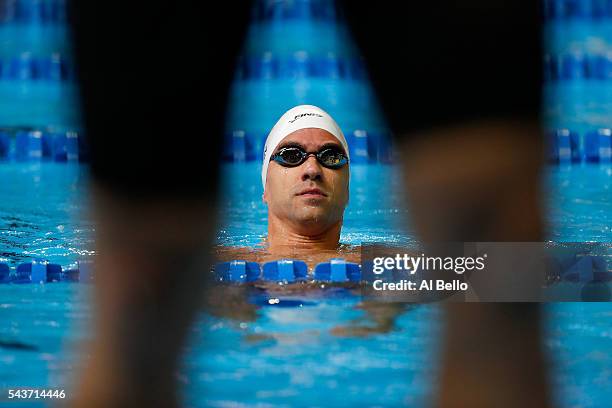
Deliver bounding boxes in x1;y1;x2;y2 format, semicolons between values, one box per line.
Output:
292;209;331;226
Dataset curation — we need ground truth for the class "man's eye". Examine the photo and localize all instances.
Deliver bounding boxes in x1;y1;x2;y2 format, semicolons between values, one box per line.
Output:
321;150;343;164
281;150;302;162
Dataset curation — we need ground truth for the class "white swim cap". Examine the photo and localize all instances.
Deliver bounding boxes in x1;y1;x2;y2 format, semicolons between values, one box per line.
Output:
262;105;349;189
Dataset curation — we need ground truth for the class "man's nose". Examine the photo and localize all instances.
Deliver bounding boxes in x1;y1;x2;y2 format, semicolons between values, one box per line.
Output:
301;155;323;181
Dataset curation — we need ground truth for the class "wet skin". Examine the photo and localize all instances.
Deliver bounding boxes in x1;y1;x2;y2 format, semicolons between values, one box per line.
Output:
263;128;349;253
205;128;408;336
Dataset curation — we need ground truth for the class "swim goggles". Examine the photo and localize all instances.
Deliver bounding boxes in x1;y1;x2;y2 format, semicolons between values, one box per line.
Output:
270;146;349;169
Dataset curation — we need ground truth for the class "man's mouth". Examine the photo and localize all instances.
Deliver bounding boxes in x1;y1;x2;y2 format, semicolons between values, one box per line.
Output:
297;188;327;197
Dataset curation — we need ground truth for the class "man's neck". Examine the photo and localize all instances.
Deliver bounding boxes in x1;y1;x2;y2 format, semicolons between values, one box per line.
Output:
266;216;342;254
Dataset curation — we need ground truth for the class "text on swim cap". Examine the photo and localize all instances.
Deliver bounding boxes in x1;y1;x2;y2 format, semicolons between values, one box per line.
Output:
288;113;324;123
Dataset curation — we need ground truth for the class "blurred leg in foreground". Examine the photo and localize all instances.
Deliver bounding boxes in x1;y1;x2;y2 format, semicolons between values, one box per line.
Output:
68;2;250;406
341;1;551;407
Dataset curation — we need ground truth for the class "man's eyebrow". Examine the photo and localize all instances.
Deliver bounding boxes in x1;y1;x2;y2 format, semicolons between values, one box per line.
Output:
319;142;346;154
276;141;306;151
320;142;343;150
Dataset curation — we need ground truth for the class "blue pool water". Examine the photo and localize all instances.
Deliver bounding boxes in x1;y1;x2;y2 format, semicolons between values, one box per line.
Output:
0;163;92;267
546;164;612;242
1;162;611;407
1;1;611;406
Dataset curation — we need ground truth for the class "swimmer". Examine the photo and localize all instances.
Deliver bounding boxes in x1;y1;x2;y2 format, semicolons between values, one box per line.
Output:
215;105;359;269
209;106;404;337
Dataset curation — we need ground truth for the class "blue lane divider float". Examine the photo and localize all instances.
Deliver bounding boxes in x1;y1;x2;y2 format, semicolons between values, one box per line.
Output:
237;50;609;83
214;258;362;283
14;0;44;23
62;259;93;283
543;53;612;81
313;258;360;282
0;53;73;82
250;0;338;22
548;252;612;283
561;256;612;283
543;0;612;20
15;130;43;161
0;129;85;162
0;263;10;283
222;130;264;162
586;128;612;163
223;128;393;163
6;53;35;81
215;260;261;283
548;129;579;164
349;129;370;164
0;0;67;24
278;51;311;79
0;131;10;158
14;259;46;284
560;54;587;80
547;128;612;164
263;259;308;282
346;130;394;164
238;52;368;81
0;259;93;284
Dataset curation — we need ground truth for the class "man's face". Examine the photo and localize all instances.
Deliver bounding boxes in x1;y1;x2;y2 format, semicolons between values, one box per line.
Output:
263;128;349;234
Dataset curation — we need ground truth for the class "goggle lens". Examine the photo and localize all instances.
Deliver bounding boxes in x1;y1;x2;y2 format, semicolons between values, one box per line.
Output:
272;147;348;169
278;148;304;165
318;148;346;168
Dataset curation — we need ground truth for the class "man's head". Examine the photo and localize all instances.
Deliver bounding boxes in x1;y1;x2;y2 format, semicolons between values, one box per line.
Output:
262;105;350;236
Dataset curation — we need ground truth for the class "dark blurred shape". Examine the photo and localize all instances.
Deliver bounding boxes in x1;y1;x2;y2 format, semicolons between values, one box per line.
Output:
67;2;252;407
338;0;542;137
68;1;251;198
338;3;550;408
0;339;39;352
